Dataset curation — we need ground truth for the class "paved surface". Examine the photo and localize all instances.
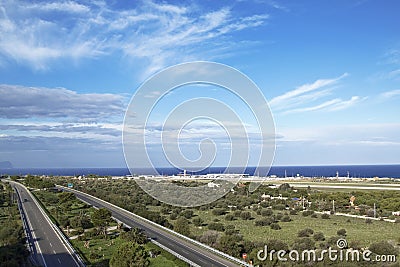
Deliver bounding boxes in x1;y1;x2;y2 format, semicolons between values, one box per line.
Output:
61;186;241;267
11;181;80;267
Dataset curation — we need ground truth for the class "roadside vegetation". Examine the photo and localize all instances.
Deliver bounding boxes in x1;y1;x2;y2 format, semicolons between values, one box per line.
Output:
0;181;29;266
10;175;400;266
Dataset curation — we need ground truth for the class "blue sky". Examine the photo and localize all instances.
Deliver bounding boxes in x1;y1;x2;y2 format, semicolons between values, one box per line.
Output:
0;0;399;168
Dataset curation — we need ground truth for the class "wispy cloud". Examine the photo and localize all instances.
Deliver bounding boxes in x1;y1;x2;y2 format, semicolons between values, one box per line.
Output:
269;73;364;114
0;84;127;120
269;73;348;110
380;89;400;99
0;0;269;74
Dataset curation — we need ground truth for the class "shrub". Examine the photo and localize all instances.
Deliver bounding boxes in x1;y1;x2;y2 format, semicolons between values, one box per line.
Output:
313;232;325;241
240;211;252;220
292;237;315;251
337;229;346;236
289;209;298;215
169;213;178;220
369;241;397;255
198;230;221;247
181;210;194;219
298;228;314;237
208;222;225;232
212;208;226;216
270;223;281;230
255;217;274;226
281;215;291;222
302;210;314;217
311;213;318;218
233;210;242;217
225;214;235;221
321;213;330;219
266;239;289;251
192;217;203;227
272;204;286;210
260;209;273;217
365;218;373;224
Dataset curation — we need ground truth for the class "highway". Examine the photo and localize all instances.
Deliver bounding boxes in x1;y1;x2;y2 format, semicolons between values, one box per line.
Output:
10;181;81;267
59;186;243;267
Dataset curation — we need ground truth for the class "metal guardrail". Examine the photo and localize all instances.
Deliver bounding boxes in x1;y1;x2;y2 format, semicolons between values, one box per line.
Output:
57;185;250;267
13;187;40;266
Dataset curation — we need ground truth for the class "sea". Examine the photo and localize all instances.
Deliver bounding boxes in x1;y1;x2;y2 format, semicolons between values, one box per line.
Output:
1;165;400;178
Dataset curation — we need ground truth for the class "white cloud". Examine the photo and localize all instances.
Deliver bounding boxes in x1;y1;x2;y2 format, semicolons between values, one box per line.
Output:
328;96;366;111
0;84;127;119
0;0;269;73
269;73;365;114
380;89;400;98
26;1;90;13
269;73;348;109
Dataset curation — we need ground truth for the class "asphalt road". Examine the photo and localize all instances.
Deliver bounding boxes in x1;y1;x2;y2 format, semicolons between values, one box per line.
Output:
11;181;80;267
60;186;241;267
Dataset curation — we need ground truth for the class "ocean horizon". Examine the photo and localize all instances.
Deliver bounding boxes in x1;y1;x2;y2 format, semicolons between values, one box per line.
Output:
1;164;400;178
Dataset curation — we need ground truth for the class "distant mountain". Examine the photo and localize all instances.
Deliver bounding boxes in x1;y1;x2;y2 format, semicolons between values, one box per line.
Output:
0;161;13;169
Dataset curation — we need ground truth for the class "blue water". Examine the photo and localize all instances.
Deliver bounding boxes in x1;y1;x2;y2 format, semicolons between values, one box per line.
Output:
1;165;400;178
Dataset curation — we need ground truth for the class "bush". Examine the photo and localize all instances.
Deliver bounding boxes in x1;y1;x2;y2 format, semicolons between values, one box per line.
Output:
281;215;291;222
365;218;373;224
225;214;235;221
255;217;274;226
302;210;314;217
275;213;283;220
240;211;252;220
212;208;226;216
192;217;203;227
272;204;286;210
298;228;314;237
321;213;330;219
292;237;315;251
337;229;346;236
369;241;397;255
311;213;318;218
181;210;194;219
261;209;273;217
314;232;325;241
289;209;298;215
266;239;289;251
208;222;225;232
270;223;281;230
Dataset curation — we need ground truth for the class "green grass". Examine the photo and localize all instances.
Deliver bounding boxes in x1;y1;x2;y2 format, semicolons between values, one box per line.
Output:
185;209;400;248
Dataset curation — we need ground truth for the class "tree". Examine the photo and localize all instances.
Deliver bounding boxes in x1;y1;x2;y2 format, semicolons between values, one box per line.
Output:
121;228;148;244
199;230;221;247
217;234;244;257
91;208;112;237
109;242;149;267
174;217;191;236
